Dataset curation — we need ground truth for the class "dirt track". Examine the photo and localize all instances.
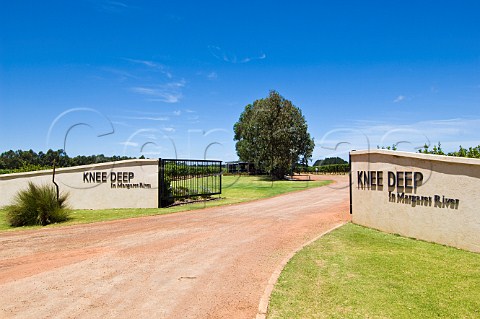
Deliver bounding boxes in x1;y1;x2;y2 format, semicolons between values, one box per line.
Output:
0;175;349;319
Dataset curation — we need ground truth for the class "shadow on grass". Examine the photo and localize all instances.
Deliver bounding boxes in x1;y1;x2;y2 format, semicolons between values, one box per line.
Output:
256;175;283;182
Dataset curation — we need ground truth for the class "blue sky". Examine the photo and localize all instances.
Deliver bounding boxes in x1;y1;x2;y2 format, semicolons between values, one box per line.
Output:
1;1;479;161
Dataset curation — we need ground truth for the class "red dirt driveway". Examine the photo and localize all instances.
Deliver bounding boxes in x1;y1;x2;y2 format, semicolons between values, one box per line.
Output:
0;175;350;319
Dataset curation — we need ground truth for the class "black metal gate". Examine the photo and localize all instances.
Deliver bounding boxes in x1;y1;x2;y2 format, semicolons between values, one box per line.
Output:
158;159;222;207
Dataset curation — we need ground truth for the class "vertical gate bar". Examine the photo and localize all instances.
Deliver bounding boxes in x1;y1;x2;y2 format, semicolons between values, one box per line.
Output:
349;151;353;215
158;158;163;208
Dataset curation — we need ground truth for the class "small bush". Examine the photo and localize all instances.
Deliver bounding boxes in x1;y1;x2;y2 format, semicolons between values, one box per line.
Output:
4;182;70;227
160;178;174;207
201;187;212;199
173;186;189;197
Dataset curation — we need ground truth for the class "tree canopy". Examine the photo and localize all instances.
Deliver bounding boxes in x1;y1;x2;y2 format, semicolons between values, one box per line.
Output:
419;142;480;158
378;142;480;158
313;157;348;166
233;91;314;179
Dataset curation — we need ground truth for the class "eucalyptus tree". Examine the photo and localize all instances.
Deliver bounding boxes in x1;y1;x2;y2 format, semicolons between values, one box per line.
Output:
234;91;314;179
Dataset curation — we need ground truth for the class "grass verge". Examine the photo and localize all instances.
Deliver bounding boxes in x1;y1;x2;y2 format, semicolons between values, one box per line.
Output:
0;175;330;232
268;223;480;319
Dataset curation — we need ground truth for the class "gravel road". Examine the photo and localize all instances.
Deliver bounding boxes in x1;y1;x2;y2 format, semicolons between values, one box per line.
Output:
0;175;349;319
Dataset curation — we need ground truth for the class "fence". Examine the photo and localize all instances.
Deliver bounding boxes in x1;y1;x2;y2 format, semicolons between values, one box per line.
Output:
159;159;222;207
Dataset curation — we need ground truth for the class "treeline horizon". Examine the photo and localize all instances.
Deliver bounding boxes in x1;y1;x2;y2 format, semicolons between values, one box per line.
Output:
380;142;480;158
0;149;140;174
312;157;348;166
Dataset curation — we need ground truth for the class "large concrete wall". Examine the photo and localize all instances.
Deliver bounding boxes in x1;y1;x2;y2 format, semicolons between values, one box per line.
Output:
0;159;159;209
351;150;480;253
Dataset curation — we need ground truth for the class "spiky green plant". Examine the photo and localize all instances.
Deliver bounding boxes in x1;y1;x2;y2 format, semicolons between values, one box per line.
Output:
5;182;70;227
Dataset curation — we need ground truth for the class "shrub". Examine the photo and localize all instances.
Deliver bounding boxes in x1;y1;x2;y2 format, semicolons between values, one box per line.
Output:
173;186;189;197
309;163;350;174
160;178;174;207
200;187;212;199
5;182;70;227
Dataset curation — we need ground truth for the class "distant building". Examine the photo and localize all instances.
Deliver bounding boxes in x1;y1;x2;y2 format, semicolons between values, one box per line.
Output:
225;161;256;174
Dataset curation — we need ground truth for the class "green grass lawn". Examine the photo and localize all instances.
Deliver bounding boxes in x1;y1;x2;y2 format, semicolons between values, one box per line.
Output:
0;175;330;232
268;223;480;319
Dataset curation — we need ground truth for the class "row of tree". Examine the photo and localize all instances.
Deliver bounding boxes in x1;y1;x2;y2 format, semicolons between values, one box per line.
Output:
380;143;480;158
309;164;350;174
313;157;348;166
164;163;221;180
0;149;137;174
418;142;480;158
310;157;349;174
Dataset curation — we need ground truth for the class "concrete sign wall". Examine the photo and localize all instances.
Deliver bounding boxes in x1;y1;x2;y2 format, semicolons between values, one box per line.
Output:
0;159;159;209
351;150;480;253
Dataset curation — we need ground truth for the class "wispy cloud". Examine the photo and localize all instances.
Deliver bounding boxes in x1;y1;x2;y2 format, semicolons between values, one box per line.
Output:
196;71;218;79
130;80;185;103
92;0;133;13
173;110;182;116
162;127;176;133
111;121;133;128
106;1;128;8
208;45;266;64
136;132;158;140
102;67;140;81
123;58;172;78
131;87;159;95
241;53;266;63
119;115;170;121
119;141;139;147
207;71;218;79
146;96;182;103
122;110;169;116
315;117;480;160
393;95;405;103
140;150;163;156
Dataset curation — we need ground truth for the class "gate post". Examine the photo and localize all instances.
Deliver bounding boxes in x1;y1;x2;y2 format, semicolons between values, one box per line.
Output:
349;151;354;215
158;158;164;208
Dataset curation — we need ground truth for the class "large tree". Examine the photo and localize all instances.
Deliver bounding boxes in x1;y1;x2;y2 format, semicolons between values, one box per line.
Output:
234;91;314;179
